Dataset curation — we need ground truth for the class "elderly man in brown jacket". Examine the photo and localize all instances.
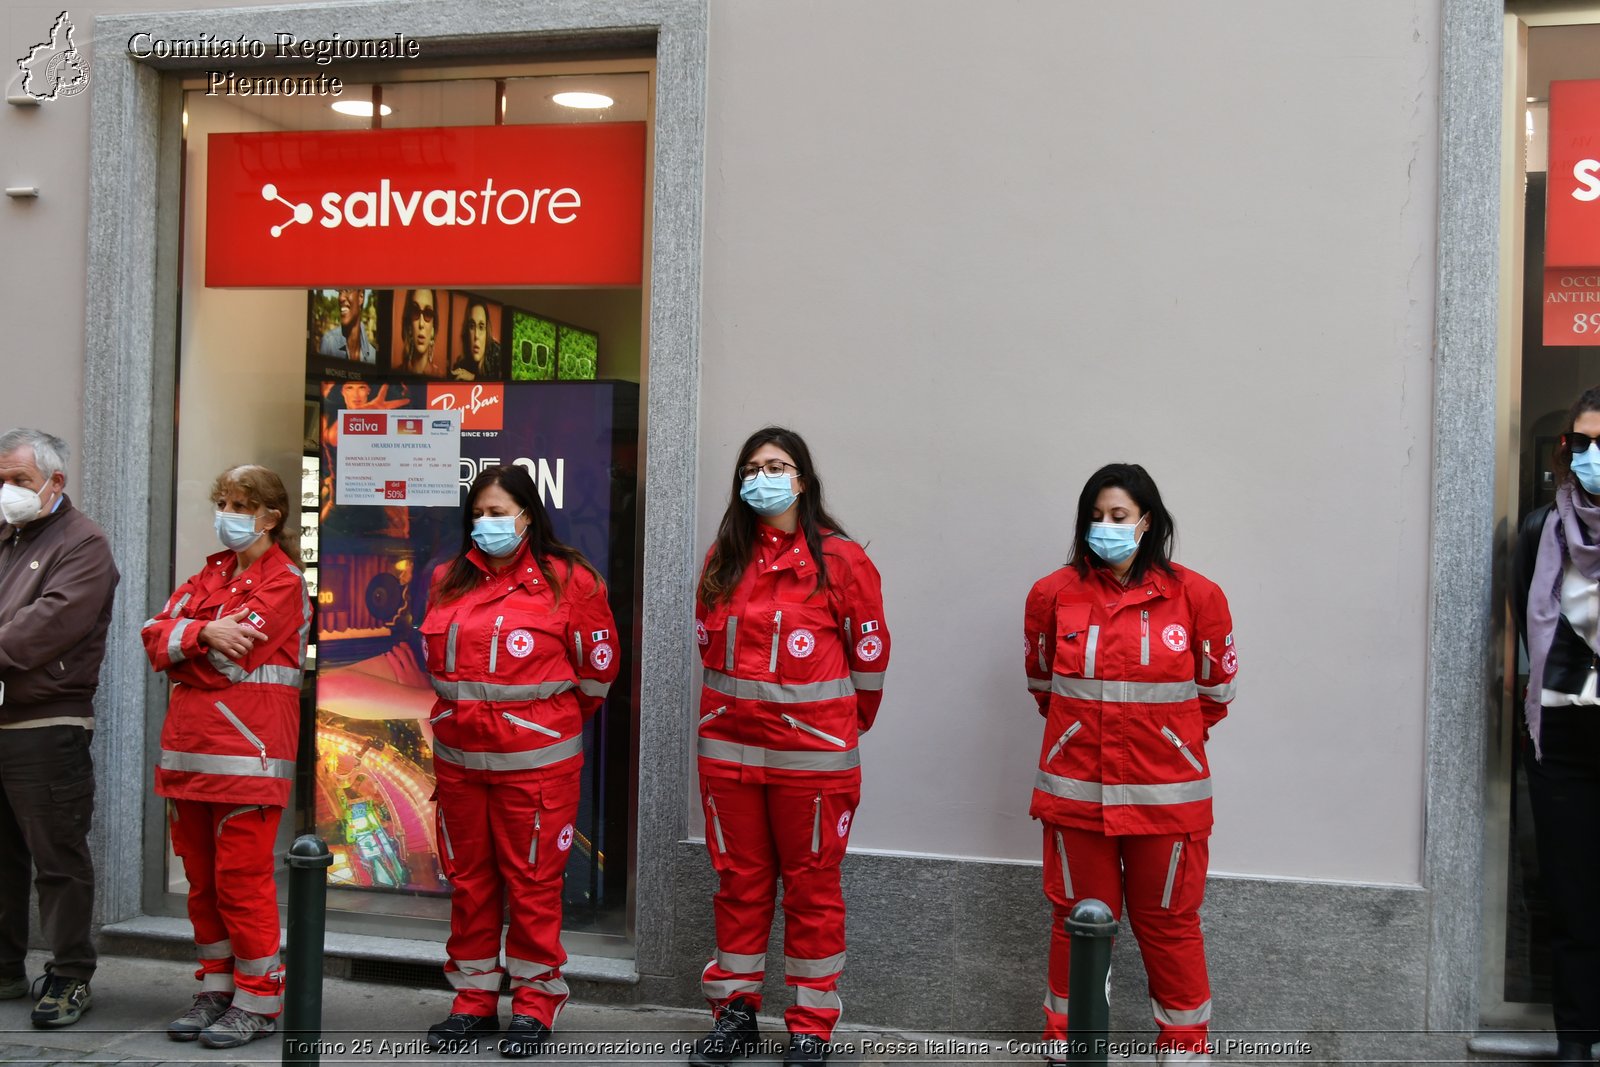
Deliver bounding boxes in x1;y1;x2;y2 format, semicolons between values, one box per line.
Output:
0;428;119;1029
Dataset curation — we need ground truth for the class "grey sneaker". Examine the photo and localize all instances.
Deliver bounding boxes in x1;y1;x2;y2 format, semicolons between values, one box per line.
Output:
198;1004;277;1049
0;974;27;1000
29;972;92;1028
168;991;232;1041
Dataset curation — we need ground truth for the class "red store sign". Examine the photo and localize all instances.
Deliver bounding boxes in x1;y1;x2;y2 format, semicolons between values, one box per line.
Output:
206;123;647;287
1547;79;1600;269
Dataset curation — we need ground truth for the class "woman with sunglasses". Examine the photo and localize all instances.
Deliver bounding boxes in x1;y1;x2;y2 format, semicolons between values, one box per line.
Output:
141;465;308;1049
687;428;889;1067
1023;463;1236;1066
418;465;618;1058
1513;385;1600;1065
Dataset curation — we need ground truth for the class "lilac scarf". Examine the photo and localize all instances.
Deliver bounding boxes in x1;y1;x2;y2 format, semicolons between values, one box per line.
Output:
1525;481;1600;758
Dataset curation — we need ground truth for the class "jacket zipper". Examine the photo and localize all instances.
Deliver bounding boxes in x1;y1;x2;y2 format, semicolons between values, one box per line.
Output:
811;794;822;854
488;615;505;673
1046;721;1083;763
1054;830;1074;898
503;711;560;738
724;617;739;672
1141;611;1150;666
429;708;454;724
528;811;541;866
445;623;459;673
1161;726;1204;773
707;793;726;853
573;630;583;665
782;713;847;747
698;706;727;727
770;610;783;672
1085;625;1099;678
1037;632;1048;673
1201;638;1211;681
214;701;268;771
1161;841;1183;909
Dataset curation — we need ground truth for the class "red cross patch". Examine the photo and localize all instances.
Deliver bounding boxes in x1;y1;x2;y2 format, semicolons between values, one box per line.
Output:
590;643;614;670
1162;624;1189;652
837;810;853;837
557;824;575;852
1222;649;1238;675
856;635;883;662
506;629;535;658
787;629;815;658
696;620;709;647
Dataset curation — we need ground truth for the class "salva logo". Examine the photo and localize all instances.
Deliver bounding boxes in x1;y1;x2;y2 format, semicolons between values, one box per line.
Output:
261;177;583;238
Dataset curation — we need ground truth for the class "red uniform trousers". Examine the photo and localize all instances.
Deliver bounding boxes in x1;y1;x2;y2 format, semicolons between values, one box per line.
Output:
167;800;285;1016
436;767;579;1025
1042;823;1212;1054
698;778;858;1039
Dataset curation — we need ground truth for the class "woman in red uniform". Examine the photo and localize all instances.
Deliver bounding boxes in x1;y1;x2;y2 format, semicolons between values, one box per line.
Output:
141;465;309;1049
688;427;889;1067
419;465;618;1058
1023;463;1236;1066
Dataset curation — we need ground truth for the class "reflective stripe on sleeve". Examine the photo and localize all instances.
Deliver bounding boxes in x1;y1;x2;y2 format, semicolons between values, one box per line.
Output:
1051;676;1199;704
206;649;248;683
699;737;860;772
159;750;294;779
430;678;575;702
849;671;885;692
1027;676;1051;692
169;592;192;619
578;679;612;698
702;669;854;704
432;735;583;772
784;951;845;978
1197;681;1236;703
1034;769;1212;806
168;618;193;663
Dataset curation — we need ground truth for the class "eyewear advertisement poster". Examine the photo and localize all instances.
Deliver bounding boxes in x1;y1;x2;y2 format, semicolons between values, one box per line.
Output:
313;379;638;923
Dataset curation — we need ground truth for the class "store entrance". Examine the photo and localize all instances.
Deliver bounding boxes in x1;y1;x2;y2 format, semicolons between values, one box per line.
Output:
156;64;653;957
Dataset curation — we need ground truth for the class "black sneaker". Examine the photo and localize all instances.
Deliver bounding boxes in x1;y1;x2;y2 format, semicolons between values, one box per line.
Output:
498;1014;550;1059
688;997;759;1066
29;969;92;1028
425;1012;499;1053
783;1032;829;1067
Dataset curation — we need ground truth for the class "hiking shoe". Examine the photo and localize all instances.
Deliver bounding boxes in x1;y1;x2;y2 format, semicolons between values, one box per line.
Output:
688;996;759;1066
425;1012;499;1052
29;971;91;1028
0;974;27;1000
783;1032;830;1066
198;1004;277;1048
168;991;233;1041
498;1014;550;1058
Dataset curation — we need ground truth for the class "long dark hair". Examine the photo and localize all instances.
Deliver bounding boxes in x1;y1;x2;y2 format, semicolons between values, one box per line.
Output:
431;465;599;606
1069;462;1176;585
699;427;849;607
1555;385;1600;487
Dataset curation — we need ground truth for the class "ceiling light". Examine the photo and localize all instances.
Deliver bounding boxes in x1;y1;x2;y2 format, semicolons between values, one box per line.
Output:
552;91;613;110
331;101;393;117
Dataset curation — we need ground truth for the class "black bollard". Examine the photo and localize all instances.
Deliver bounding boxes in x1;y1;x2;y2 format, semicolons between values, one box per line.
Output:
1064;898;1119;1066
282;835;332;1067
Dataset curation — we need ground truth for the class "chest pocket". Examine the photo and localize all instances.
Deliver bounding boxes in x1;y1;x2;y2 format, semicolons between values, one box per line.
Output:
772;599;845;682
484;606;566;677
1052;603;1096;679
699;605;734;672
419;610;459;677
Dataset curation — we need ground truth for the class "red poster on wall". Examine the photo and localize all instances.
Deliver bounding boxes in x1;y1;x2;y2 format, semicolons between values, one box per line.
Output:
1547;80;1600;268
1544;268;1600;345
205;124;646;288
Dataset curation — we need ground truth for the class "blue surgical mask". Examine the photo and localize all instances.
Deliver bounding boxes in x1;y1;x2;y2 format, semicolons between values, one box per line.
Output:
215;511;263;552
1086;519;1143;564
472;511;525;557
740;471;798;517
1575;445;1600;495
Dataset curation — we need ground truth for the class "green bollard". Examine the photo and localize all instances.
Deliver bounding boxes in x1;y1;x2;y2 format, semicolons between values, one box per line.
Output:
1064;898;1119;1066
282;835;332;1067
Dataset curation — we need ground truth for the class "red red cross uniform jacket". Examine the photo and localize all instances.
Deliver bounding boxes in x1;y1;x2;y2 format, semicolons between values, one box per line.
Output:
1024;562;1236;835
694;528;889;788
143;544;309;808
142;543;309;1017
692;526;888;1040
420;544;618;1023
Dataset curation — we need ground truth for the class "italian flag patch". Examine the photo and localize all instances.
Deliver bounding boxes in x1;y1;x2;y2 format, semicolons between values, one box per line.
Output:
246;611;267;631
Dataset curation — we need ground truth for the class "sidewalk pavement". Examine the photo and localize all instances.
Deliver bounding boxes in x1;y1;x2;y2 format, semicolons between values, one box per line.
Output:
0;951;1046;1066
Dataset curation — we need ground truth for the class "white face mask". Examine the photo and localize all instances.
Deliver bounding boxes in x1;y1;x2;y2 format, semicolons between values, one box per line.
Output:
0;481;47;526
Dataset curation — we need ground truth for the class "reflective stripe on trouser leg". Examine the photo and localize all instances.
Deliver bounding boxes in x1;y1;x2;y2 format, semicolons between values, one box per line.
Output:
499;773;578;1024
211;805;286;1017
195;938;235;992
1040;823;1126;1042
1121;832;1211;1053
170;800;229;988
774;785;856;1040
699;778;780;1011
435;772;507;1016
